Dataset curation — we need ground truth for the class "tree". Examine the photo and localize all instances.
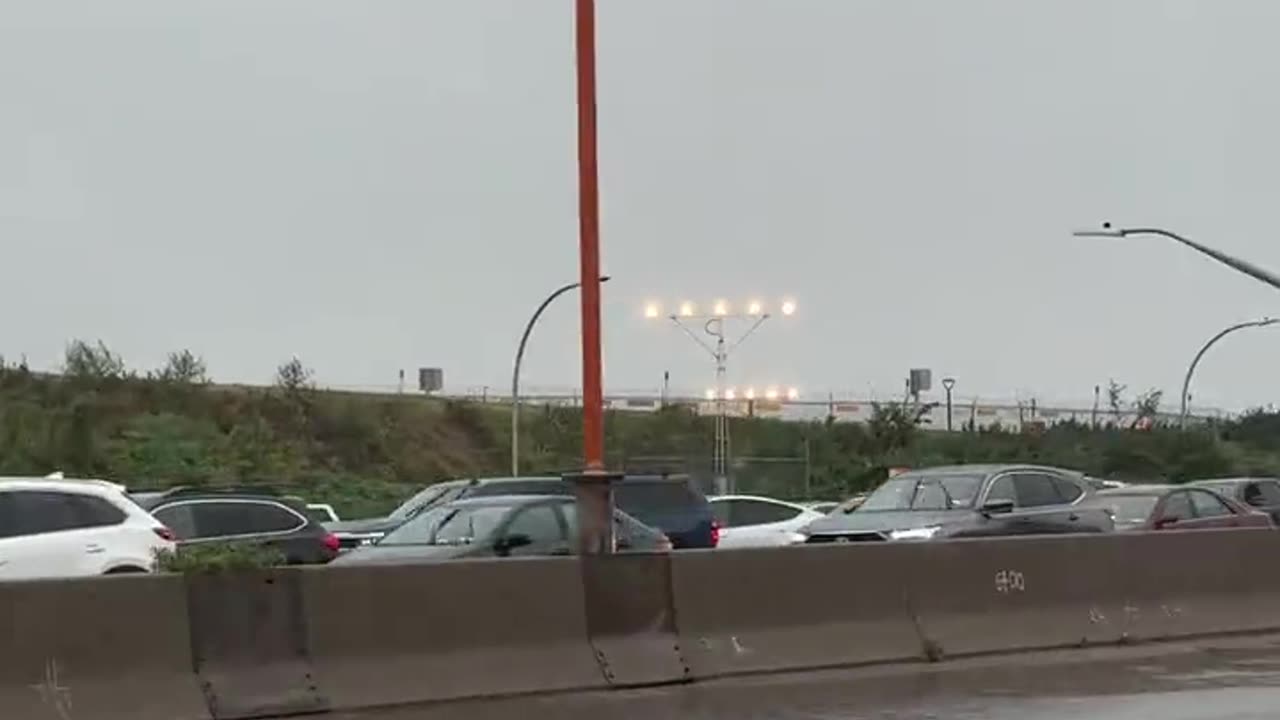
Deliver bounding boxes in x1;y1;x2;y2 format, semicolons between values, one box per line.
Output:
1107;379;1127;422
1131;388;1163;429
275;356;313;392
64;340;126;380
158;350;209;384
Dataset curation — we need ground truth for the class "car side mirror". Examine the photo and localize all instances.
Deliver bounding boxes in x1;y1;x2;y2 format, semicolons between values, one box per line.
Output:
981;499;1015;516
494;533;533;554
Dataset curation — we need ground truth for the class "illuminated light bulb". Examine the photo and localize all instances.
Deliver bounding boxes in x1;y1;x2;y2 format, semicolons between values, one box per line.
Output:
747;300;764;315
725;388;737;401
713;300;729;316
781;299;797;316
765;387;779;400
644;303;661;319
786;387;800;401
704;389;716;400
678;301;695;317
745;387;756;400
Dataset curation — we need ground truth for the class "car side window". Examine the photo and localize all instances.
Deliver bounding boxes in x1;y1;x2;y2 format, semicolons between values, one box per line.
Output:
1051;477;1083;504
502;505;565;546
1161;492;1194;522
1012;474;1061;507
743;500;802;526
721;499;799;527
154;504;198;539
183;501;302;539
711;501;732;527
1245;481;1280;507
985;476;1017;506
1189;490;1233;518
0;491;119;537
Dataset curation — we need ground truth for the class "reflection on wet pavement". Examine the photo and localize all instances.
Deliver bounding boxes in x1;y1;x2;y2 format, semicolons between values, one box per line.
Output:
328;635;1280;720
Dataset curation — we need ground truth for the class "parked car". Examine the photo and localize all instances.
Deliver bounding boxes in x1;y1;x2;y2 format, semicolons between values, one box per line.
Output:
709;495;827;548
1189;478;1280;525
136;488;340;564
0;477;175;580
305;503;340;524
1085;484;1274;532
325;478;486;548
331;495;671;566
803;464;1113;543
329;474;718;549
800;500;840;515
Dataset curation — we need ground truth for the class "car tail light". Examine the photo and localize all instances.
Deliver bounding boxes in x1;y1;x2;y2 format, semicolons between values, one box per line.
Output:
322;532;341;554
710;520;720;548
153;527;177;542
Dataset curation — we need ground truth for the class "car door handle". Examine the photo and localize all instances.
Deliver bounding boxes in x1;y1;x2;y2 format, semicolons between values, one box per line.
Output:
85;544;105;554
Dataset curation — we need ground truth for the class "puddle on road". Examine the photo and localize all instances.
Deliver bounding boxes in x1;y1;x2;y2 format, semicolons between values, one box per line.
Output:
326;638;1280;720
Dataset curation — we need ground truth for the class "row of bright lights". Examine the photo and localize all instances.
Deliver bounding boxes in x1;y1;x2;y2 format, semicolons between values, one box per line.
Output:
644;298;796;319
705;387;800;401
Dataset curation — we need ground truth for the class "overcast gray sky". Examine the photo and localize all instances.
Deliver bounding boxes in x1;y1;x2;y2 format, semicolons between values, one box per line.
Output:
3;1;1280;411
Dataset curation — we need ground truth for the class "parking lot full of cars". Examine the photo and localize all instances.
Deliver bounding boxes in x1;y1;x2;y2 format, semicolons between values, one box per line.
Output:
2;464;1279;581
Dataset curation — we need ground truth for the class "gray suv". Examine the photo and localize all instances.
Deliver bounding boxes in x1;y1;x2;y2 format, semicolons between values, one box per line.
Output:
803;464;1113;543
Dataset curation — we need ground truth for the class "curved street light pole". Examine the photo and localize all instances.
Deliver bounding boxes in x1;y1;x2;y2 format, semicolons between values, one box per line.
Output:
511;276;610;477
1073;224;1280;292
1180;317;1277;429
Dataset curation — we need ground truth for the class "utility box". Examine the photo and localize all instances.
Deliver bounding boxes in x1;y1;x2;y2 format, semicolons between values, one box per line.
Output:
418;367;443;393
908;368;932;396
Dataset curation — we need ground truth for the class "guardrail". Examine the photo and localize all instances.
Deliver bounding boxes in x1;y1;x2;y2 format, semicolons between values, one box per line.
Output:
4;530;1280;719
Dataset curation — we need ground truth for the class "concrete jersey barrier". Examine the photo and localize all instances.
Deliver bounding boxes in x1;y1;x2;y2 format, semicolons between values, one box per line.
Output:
303;557;605;711
0;574;207;720
671;544;925;678
8;530;1280;717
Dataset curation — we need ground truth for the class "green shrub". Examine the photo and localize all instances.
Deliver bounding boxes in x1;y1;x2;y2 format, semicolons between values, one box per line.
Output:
155;542;284;574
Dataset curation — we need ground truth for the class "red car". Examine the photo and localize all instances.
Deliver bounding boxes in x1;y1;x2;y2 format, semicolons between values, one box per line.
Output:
1090;484;1274;532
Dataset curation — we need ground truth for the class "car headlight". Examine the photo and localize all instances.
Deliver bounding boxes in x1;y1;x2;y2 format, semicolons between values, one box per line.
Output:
785;532;807;545
888;526;942;541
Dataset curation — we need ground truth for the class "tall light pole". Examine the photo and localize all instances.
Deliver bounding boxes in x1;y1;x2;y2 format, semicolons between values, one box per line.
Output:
645;298;795;493
569;0;617;555
1180;318;1277;429
942;377;957;432
512;276;610;477
1072;223;1280;292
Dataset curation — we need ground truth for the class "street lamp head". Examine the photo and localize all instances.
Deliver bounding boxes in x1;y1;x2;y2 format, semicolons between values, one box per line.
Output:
713;299;729;316
600;275;612;283
747;300;764;316
643;302;661;319
780;299;797;316
1072;222;1126;239
678;301;695;317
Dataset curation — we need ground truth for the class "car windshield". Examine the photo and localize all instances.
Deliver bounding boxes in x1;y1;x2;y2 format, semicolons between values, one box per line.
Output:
858;474;985;511
378;504;509;546
1092;495;1160;525
388;484;461;522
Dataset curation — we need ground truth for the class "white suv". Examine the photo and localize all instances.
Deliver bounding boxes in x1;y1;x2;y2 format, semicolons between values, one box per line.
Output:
0;478;176;580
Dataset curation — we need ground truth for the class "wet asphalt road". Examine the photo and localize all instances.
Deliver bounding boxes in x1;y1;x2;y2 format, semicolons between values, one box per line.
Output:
323;635;1280;720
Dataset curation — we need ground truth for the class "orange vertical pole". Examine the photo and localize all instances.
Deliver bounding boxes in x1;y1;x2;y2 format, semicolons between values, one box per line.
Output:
575;0;604;471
